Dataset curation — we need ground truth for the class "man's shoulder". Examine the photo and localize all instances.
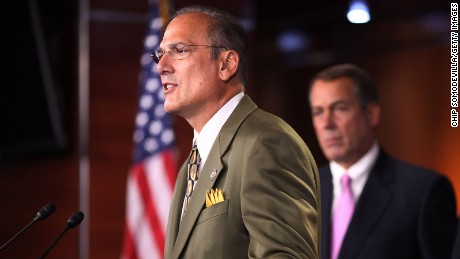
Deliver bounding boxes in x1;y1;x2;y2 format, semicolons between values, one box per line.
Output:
374;152;453;190
379;152;441;178
242;108;300;137
231;95;288;131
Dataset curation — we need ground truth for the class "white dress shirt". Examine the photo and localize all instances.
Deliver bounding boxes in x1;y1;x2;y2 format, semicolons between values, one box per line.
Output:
193;92;244;170
330;142;380;216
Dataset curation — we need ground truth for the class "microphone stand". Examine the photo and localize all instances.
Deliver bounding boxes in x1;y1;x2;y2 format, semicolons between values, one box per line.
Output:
39;227;69;259
0;219;36;251
39;211;84;258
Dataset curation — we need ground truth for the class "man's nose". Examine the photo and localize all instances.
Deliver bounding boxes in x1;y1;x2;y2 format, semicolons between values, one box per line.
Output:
156;52;173;75
323;111;336;129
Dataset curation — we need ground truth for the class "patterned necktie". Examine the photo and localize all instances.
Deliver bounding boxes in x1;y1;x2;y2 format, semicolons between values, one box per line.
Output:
181;140;201;220
331;173;355;259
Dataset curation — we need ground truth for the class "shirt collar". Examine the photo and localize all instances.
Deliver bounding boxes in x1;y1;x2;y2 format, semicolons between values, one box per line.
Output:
330;141;380;183
193;92;244;167
329;141;379;211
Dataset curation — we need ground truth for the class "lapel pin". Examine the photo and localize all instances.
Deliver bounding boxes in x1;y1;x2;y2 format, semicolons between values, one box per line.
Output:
210;169;217;181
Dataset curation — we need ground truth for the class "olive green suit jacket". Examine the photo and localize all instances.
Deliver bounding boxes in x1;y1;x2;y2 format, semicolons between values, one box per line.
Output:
164;95;320;259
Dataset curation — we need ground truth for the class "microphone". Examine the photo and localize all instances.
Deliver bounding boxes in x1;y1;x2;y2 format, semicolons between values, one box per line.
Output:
40;211;84;259
0;203;56;251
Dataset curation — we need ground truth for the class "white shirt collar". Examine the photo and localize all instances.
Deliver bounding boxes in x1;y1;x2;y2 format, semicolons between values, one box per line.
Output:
330;141;380;211
193;92;244;169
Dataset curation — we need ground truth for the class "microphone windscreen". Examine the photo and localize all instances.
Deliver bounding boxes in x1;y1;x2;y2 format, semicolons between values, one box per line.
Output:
67;211;84;228
36;203;56;221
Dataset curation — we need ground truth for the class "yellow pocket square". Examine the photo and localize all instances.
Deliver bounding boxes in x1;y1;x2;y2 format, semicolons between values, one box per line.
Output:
206;188;224;208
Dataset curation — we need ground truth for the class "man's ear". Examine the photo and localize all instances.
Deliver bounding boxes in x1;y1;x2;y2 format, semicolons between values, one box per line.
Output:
366;102;381;127
219;51;239;82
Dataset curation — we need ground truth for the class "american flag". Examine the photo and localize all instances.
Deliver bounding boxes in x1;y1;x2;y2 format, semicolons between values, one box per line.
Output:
121;2;177;258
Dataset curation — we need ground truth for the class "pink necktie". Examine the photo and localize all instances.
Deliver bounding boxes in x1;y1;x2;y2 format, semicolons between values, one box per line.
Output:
331;173;355;259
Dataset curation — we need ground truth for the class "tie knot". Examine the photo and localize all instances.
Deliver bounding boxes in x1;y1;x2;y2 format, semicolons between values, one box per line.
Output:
189;139;200;165
192;139;197;148
341;174;351;187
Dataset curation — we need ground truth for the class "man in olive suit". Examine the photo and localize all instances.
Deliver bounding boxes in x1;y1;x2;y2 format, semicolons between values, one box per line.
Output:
154;5;321;259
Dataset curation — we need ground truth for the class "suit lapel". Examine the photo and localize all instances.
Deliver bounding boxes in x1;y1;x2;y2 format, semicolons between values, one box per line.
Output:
171;95;258;259
164;162;188;256
171;152;224;258
319;166;333;259
339;152;394;259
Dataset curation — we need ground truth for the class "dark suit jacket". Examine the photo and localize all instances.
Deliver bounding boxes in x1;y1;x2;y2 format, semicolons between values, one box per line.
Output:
320;150;457;259
164;95;321;259
452;219;460;259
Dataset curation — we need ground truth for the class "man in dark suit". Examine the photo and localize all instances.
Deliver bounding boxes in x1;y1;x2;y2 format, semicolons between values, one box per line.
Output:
155;5;321;258
308;63;457;259
453;220;460;259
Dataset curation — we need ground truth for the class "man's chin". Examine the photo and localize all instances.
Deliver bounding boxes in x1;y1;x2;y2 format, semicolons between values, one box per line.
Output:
163;103;177;114
324;150;345;162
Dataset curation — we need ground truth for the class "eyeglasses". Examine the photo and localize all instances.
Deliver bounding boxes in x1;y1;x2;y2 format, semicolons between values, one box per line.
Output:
151;43;228;64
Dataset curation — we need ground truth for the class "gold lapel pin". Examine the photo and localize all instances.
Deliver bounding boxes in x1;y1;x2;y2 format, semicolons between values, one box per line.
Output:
210;169;217;181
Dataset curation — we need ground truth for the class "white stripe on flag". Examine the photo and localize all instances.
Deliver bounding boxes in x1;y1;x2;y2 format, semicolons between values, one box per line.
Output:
126;173;161;258
145;154;174;233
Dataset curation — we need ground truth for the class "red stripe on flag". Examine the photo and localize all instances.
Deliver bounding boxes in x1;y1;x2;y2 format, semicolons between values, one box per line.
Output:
163;150;178;188
122;224;139;259
132;163;165;256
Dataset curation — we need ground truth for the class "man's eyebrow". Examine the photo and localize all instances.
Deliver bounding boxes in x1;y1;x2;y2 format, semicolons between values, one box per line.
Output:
312;100;349;107
330;100;349;106
165;42;186;48
157;42;184;51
